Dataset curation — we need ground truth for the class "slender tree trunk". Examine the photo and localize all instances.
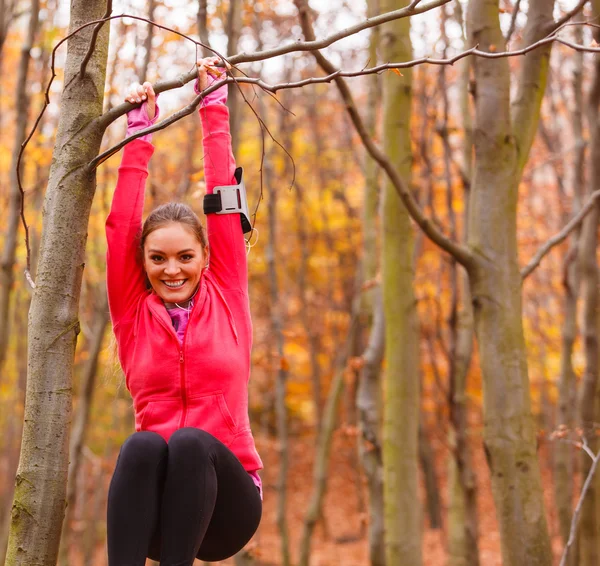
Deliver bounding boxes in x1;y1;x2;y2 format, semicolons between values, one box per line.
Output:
357;289;385;566
256;60;291;565
577;13;600;563
266;148;291;566
298;307;361;566
58;291;109;565
0;0;40;381
356;1;385;561
226;0;243;154
466;0;555;563
380;0;421;563
5;0;110;562
197;0;212;57
552;15;583;561
418;423;442;530
447;4;479;562
138;0;156;82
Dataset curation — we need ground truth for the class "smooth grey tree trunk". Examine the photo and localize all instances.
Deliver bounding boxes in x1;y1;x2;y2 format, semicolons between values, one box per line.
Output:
553;19;584;557
380;0;421;563
138;0;155;82
447;4;479;561
465;0;556;563
226;0;243;155
5;0;110;563
356;1;385;562
577;10;600;563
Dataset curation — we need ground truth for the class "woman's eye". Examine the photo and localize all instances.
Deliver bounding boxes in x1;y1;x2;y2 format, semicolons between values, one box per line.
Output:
181;254;193;261
150;255;164;262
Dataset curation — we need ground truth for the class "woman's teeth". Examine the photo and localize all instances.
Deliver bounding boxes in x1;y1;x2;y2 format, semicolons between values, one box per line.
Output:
164;280;185;288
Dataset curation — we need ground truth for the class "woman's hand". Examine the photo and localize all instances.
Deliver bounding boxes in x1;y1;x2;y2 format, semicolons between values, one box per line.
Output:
196;57;226;92
125;81;157;121
196;57;229;107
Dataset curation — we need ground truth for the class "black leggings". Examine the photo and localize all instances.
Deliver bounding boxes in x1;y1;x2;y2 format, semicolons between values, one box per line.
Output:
107;428;262;566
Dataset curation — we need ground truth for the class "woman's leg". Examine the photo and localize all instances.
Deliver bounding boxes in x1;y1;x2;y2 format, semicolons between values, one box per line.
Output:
107;431;168;566
158;428;262;566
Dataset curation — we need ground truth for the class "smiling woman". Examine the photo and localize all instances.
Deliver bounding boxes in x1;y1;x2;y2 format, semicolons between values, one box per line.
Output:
104;57;263;566
141;210;208;303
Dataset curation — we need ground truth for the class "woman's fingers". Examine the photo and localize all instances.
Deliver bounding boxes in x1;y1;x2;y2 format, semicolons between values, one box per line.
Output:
142;81;156;120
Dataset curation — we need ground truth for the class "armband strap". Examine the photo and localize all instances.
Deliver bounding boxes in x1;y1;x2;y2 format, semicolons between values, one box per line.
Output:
203;167;252;234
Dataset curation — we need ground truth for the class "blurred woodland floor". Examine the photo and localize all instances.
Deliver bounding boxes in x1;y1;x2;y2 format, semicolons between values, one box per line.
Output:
53;427;576;566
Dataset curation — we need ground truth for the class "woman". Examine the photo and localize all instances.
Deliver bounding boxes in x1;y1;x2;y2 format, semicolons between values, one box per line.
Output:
105;57;263;566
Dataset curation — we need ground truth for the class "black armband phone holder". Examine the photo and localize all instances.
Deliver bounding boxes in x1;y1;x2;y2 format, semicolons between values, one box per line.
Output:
203;167;252;234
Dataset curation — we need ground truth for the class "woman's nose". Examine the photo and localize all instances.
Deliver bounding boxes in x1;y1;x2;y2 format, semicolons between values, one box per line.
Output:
164;260;180;276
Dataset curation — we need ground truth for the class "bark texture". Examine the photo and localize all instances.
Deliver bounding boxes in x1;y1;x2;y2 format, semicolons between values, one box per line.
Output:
356;2;385;561
447;6;479;561
554;14;584;554
226;0;243;154
380;0;421;563
5;0;110;563
466;0;555;563
577;9;600;562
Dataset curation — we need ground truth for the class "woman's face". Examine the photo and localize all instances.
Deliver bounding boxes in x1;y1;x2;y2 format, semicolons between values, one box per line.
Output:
143;222;207;303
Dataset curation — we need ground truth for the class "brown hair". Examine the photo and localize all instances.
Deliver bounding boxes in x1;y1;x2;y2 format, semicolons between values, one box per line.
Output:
140;202;208;251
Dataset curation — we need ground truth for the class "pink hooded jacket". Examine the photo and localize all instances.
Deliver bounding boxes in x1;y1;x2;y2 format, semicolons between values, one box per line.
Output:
106;103;263;477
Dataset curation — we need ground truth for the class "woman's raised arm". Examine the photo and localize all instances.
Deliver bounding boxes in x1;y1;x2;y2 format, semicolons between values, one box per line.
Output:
197;58;248;293
106;84;159;328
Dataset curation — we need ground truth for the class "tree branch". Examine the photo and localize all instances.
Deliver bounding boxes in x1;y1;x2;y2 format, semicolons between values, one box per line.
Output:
558;436;600;566
550;0;589;34
293;0;474;267
521;189;600;280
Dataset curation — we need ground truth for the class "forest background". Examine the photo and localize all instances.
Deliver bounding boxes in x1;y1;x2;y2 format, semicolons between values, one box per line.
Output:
1;0;599;564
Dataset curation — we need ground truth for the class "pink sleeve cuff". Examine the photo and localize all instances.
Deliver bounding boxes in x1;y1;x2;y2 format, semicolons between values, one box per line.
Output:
126;95;160;142
194;72;228;107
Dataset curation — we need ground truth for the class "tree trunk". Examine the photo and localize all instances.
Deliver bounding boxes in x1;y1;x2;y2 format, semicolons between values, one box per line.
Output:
552;15;583;561
419;423;442;530
258;70;291;565
356;1;385;561
138;0;156;82
357;289;385;566
380;0;421;563
466;0;555;563
298;308;361;566
58;290;109;565
447;4;479;562
577;12;600;563
5;0;110;563
197;0;212;57
226;0;243;154
0;0;40;381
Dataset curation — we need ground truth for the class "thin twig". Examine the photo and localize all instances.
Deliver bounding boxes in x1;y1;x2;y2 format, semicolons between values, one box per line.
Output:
17;9;600;286
504;0;523;43
559;437;600;566
550;0;590;34
79;0;113;78
521;189;600;280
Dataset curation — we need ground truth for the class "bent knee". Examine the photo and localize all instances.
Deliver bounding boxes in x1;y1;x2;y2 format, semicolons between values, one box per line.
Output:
168;427;217;455
117;431;167;470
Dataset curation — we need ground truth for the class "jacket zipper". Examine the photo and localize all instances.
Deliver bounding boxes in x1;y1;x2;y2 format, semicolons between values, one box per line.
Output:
178;348;187;428
177;295;199;429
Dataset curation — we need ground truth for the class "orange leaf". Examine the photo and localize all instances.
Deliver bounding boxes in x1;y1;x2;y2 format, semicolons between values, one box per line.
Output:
391;68;403;77
280;357;290;371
